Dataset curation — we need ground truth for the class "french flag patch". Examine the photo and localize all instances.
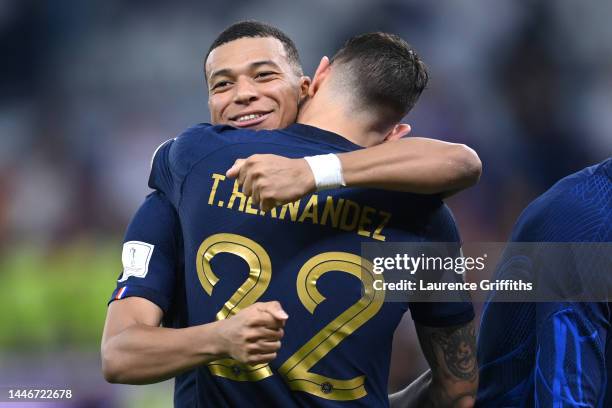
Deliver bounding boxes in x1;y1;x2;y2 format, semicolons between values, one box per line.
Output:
115;286;128;300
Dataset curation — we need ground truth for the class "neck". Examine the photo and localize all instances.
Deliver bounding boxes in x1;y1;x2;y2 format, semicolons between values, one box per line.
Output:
297;97;386;147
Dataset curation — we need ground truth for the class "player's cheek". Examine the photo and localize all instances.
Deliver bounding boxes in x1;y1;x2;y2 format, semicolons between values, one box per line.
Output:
209;97;228;124
286;90;300;122
270;84;299;122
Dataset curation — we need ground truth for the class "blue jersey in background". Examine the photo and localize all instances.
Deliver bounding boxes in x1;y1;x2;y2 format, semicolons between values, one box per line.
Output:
477;158;612;407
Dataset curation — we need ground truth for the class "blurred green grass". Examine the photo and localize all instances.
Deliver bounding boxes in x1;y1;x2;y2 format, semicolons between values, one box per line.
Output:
0;239;175;407
0;240;121;349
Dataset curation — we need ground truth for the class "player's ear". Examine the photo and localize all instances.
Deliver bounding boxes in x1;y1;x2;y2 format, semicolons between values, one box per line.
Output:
298;76;311;101
308;56;331;97
384;124;412;142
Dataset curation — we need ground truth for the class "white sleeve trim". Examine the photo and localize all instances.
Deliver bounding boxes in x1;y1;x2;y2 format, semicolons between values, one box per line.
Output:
150;138;176;169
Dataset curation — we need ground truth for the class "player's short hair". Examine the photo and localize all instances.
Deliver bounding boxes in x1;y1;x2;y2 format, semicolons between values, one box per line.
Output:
331;32;428;121
205;20;303;77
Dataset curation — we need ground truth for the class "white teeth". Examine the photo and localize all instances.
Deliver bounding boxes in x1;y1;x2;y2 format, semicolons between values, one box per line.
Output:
236;113;263;122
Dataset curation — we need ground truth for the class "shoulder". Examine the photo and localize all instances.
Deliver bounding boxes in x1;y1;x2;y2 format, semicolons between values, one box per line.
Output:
512;161;611;242
168;123;229;168
407;195;459;242
126;192;181;247
383;191;460;242
429;202;461;242
138;192;180;227
168;124;284;172
149;123;236;184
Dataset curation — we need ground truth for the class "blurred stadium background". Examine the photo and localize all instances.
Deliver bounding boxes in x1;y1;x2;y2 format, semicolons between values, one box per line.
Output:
0;1;610;406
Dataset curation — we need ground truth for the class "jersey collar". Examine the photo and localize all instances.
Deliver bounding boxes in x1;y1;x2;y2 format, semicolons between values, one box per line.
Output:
283;123;363;152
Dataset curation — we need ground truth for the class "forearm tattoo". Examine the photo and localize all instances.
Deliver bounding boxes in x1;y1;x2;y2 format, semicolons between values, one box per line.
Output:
420;322;478;383
431;323;477;381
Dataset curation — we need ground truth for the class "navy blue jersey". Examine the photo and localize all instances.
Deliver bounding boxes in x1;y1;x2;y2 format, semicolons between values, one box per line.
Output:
477;159;612;407
107;191;195;406
146;123;473;407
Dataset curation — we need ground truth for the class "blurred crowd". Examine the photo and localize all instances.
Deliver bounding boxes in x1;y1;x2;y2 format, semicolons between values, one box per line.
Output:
1;0;611;249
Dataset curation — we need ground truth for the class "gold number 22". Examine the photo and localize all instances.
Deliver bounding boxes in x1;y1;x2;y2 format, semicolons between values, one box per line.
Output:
196;233;385;400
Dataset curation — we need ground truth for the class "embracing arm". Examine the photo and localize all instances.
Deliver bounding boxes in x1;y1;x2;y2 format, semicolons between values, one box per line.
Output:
338;137;481;197
100;191;229;384
101;299;287;384
101;297;225;384
226;137;481;211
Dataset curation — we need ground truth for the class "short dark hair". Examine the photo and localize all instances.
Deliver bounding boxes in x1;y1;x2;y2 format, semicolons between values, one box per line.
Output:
331;32;428;120
205;20;303;76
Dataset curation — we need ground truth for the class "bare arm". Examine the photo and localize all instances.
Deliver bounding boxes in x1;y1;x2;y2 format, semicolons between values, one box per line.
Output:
412;320;479;408
338;137;481;197
101;297;225;384
101;298;286;384
226;137;481;211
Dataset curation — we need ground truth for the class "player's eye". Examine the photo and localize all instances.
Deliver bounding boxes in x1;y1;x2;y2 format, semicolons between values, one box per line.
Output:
211;81;231;91
255;71;276;80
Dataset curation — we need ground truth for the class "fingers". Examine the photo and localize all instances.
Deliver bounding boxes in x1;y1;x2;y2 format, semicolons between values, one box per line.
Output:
255;340;282;354
238;157;258;198
258;301;289;322
241;313;284;364
254;180;277;211
252;327;284;342
246;352;278;365
243;326;284;343
226;158;245;179
243;302;287;330
238;338;280;364
225;155;287;212
226;301;288;365
242;170;254;197
251;182;261;206
260;198;276;212
248;313;286;330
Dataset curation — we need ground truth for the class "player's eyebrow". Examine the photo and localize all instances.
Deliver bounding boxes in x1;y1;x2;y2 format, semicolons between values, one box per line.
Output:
208;60;282;82
248;60;282;71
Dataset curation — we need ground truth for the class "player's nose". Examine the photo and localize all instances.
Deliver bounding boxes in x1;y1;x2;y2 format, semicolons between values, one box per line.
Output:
233;77;259;105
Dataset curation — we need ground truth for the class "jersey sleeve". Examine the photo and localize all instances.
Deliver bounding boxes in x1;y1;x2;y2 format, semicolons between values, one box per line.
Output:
108;191;182;314
526;200;610;406
408;203;475;327
148;138;179;207
148;123;229;208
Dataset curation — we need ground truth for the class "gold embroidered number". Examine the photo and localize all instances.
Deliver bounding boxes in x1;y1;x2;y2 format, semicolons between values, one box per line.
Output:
196;234;385;399
278;252;385;400
196;233;273;381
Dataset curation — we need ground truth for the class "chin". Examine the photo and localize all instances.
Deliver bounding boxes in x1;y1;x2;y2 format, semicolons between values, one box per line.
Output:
255;118;280;131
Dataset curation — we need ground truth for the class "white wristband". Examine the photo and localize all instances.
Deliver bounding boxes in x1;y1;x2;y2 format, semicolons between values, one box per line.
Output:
303;153;346;191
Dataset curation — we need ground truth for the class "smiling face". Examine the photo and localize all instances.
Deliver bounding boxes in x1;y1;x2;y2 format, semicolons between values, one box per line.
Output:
205;37;309;130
